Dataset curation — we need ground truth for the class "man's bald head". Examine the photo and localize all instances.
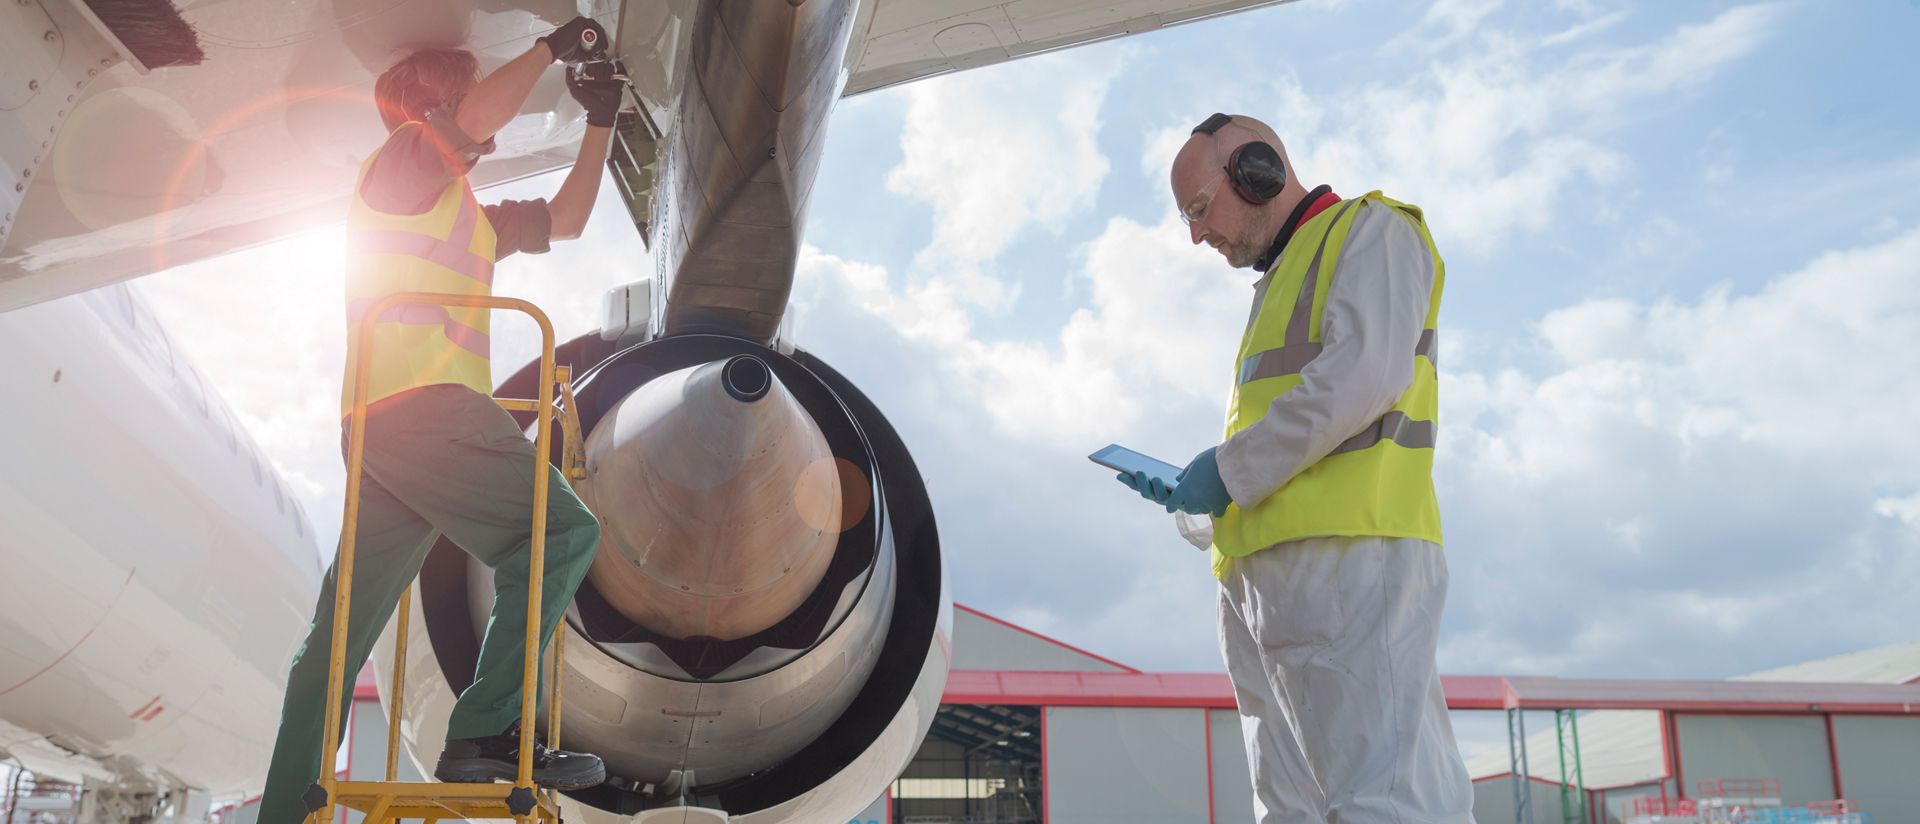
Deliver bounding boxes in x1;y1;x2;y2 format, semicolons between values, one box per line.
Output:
1170;113;1306;269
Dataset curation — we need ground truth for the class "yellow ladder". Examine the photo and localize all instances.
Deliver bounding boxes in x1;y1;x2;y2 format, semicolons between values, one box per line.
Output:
307;293;590;824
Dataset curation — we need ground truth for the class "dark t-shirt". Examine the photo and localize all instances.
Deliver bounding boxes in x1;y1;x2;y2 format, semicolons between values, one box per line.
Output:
360;98;552;260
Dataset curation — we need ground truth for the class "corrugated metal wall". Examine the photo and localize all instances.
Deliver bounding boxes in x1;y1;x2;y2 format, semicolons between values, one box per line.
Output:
1207;708;1255;823
1045;707;1210;823
1675;715;1834;804
950;609;1131;673
1592;780;1668;824
1471;776;1565;824
1831;715;1920;821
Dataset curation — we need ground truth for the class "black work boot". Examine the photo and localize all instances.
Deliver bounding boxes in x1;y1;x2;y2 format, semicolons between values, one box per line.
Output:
434;724;607;790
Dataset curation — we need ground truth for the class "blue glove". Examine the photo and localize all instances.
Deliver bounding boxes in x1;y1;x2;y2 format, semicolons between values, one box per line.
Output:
1115;470;1175;506
1166;447;1232;517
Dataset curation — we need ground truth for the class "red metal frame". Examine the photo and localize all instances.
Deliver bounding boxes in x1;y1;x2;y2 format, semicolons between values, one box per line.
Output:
1203;709;1216;824
1471;772;1576;789
1823;713;1845;799
1633;796;1698;816
353;663;379;701
1040;707;1051;823
1666;711;1685;799
1553;779;1671;824
945;670;1234;708
1445;675;1512;710
943;670;1920;714
1493;675;1920;713
954;603;1141;674
1670;710;1877;804
1;773;83;824
1695;777;1780;798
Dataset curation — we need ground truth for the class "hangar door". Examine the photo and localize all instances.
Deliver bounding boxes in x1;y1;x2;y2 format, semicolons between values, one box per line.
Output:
1046;707;1211;824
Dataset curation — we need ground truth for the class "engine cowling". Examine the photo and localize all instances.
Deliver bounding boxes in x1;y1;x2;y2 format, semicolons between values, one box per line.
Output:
382;333;949;821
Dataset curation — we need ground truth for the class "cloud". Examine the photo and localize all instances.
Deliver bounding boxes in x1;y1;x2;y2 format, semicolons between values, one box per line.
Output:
885;46;1131;271
843;5;1797;458
1436;225;1920;676
818;7;1797;453
1536;10;1627;49
1556;4;1787;112
1150;4;1787;256
1383;0;1508;55
797;208;1920;676
1877;493;1920;531
794;7;1902;681
806;38;1268;447
135;228;351;530
801;209;1246;444
791;246;1231;672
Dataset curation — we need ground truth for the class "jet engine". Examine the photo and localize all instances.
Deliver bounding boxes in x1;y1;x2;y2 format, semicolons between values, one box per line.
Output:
383;331;949;822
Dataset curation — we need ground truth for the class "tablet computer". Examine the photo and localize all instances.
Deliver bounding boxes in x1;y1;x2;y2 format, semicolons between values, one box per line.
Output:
1088;444;1184;485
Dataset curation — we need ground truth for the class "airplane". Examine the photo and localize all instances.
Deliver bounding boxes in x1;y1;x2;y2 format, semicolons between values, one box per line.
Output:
0;1;1292;821
0;282;323;822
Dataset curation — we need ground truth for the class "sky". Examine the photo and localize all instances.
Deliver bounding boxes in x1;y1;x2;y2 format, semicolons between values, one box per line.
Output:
137;0;1920;759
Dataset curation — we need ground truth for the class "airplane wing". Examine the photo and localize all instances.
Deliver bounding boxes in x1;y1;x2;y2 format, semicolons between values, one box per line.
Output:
845;0;1299;95
0;0;618;313
0;0;1291;315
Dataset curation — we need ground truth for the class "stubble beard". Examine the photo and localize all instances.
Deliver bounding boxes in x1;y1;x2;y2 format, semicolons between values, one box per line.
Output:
1223;236;1260;269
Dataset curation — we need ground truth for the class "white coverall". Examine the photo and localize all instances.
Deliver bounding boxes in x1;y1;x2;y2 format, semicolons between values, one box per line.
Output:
1181;201;1476;824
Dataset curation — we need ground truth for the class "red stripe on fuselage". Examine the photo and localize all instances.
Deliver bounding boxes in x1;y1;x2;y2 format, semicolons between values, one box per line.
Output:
0;569;136;699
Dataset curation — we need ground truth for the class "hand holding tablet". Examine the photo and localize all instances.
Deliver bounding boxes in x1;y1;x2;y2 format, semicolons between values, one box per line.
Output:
1091;444;1184;503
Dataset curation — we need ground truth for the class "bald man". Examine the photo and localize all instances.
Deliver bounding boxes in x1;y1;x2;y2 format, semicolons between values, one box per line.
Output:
1118;114;1473;823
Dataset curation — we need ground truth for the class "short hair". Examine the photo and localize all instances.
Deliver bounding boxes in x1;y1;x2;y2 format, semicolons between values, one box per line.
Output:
374;48;480;132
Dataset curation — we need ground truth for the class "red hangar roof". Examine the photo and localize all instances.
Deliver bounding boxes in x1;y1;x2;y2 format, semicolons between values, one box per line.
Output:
940;670;1920;714
346;606;1920;716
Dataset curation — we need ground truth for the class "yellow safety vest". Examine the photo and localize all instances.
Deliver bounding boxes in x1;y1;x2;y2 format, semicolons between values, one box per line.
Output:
339;141;497;417
1210;191;1444;578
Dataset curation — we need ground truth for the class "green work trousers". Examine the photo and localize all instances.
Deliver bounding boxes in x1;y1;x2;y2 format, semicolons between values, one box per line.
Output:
256;384;600;824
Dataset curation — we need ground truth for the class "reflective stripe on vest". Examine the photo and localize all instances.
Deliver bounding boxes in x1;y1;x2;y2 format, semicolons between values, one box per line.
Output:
348;195;494;286
1329;409;1435;455
339;143;498;417
1234;201;1355;384
1210;192;1445;577
1239;325;1438;383
346;299;490;360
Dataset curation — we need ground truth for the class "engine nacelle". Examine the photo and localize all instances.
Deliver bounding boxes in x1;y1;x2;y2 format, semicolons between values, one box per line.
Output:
377;333;948;821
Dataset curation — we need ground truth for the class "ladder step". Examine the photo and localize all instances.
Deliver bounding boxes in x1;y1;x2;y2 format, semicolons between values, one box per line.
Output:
329;780;562;821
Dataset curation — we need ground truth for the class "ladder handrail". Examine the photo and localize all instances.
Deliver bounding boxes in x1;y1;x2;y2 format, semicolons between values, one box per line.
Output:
316;292;567;824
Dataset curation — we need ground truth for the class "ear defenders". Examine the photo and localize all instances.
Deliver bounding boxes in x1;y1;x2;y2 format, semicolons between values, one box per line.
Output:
1191;112;1287;204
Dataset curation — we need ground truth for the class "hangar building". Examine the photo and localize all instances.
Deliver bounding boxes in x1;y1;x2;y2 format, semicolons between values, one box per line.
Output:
863;607;1920;824
218;607;1919;824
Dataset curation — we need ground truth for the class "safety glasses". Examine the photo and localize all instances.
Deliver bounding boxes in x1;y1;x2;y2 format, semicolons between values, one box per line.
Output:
1180;173;1226;227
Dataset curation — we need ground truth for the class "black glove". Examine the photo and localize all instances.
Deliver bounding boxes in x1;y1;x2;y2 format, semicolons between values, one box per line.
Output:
567;63;624;128
540;16;607;64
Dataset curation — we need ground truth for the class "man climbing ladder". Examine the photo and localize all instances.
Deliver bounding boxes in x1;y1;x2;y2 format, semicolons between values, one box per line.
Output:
253;17;623;824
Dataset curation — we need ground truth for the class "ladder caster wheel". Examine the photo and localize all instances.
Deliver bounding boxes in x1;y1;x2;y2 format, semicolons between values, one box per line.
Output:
301;784;329;813
507;786;538;816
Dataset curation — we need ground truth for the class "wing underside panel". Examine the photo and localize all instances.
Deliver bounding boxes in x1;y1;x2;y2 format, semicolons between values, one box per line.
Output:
845;0;1295;95
0;0;1293;314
